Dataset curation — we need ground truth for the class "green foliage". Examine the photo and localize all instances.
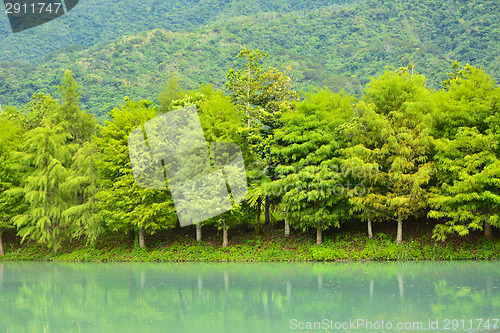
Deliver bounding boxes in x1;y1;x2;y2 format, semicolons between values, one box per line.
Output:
227;48;300;232
170;84;251;242
228;49;300;172
274;89;355;242
434;63;499;138
50;70;97;144
0;0;344;64
344;70;434;244
197;85;245;144
95;99;177;245
0;117;25;232
430;64;500;240
158;76;188;113
2;55;500;256
429;128;500;240
4;231;499;262
61;141;104;245
10;120;75;252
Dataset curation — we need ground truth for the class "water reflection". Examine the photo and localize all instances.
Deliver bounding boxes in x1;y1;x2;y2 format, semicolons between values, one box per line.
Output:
0;262;498;332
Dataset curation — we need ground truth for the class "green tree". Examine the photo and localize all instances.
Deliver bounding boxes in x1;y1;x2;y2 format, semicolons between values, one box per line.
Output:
0;117;24;255
96;99;177;248
61;141;103;244
51;70;96;145
344;70;434;244
21;93;58;130
274;89;354;244
434;63;498;139
227;48;300;226
170;85;249;244
9;120;75;252
429;128;500;240
158;76;188;113
429;63;500;240
0;93;56;131
226;48;269;123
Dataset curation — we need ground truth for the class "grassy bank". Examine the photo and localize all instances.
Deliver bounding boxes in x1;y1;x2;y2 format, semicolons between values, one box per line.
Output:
1;226;499;262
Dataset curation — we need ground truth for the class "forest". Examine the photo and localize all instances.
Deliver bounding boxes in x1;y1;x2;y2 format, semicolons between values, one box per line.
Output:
0;48;499;260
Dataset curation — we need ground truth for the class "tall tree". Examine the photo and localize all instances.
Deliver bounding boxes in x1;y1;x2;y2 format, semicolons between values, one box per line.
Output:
429;128;500;240
96;99;177;248
170;84;250;244
429;63;500;240
227;48;300;226
344;69;434;244
226;48;268;123
9;120;75;252
61;141;103;244
0;117;24;255
274;89;355;244
51;70;96;145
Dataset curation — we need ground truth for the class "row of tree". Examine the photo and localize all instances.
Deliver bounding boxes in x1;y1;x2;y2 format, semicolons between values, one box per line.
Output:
0;50;499;253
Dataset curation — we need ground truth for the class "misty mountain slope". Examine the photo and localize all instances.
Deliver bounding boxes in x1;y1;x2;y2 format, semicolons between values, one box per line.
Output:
0;0;351;64
0;0;498;121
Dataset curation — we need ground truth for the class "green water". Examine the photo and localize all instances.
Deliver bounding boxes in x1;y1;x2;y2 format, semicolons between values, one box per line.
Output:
0;261;498;333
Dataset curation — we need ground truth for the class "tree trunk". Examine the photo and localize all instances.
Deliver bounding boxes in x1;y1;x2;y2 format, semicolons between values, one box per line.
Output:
0;232;4;256
256;197;262;234
196;223;202;242
485;219;492;240
284;215;290;237
396;212;403;244
222;220;228;247
316;220;322;245
367;218;373;239
138;228;145;249
265;195;271;225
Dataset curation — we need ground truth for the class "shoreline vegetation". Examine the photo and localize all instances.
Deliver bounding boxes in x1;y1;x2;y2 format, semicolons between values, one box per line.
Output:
1;50;500;258
1;224;498;262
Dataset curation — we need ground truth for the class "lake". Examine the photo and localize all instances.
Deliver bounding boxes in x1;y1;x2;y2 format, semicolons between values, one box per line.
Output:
0;261;498;333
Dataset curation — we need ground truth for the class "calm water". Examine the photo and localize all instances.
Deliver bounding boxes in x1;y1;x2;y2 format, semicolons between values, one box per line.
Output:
0;261;498;333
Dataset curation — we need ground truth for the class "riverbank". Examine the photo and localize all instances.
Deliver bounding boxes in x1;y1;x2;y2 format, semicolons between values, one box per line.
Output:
1;225;499;262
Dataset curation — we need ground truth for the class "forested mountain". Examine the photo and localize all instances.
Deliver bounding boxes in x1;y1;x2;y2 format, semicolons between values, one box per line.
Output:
0;0;499;121
0;0;351;64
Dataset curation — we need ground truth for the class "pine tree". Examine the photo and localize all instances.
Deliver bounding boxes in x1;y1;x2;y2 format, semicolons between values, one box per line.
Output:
227;49;300;226
0;117;24;255
10;120;75;252
96;99;177;248
344;70;434;244
429;128;500;240
429;63;500;240
61;141;103;244
50;70;96;145
274;89;354;244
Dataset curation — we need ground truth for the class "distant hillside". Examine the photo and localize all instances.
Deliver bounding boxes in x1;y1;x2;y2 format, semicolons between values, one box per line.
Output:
0;0;498;121
0;0;351;64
